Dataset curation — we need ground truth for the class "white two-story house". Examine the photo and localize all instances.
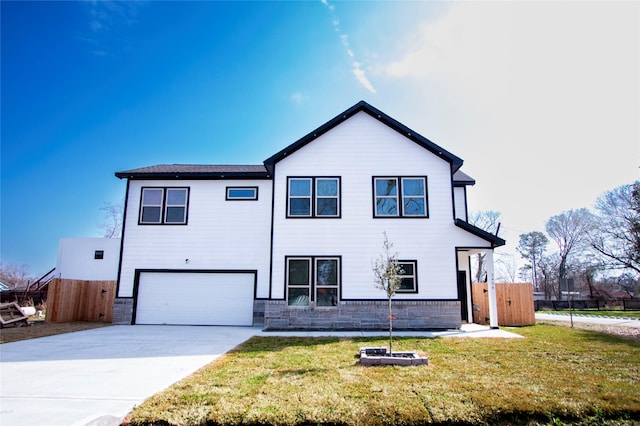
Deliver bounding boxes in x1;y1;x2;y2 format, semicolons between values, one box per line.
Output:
113;101;505;329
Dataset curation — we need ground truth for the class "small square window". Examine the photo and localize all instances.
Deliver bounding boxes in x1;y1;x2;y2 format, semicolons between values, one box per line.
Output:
94;250;104;260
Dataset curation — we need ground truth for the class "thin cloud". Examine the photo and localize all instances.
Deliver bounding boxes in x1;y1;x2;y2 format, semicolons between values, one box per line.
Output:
89;0;142;33
381;1;639;251
290;92;308;105
82;0;144;56
321;0;376;93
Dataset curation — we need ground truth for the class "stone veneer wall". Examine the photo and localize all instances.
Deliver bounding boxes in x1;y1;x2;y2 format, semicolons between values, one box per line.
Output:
112;298;459;329
112;298;134;325
262;300;461;330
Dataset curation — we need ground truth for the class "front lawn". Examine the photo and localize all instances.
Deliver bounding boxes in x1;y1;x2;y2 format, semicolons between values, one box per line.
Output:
126;325;640;426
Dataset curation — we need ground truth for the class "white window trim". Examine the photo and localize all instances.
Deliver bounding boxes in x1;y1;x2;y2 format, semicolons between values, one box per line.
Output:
139;187;189;225
315;178;340;218
374;177;399;217
164;188;188;224
287;177;341;218
374;176;428;218
287;178;313;217
401;177;427;217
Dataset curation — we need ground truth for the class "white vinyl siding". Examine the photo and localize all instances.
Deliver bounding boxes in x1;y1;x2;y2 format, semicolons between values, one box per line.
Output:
118;179;272;298
453;187;468;220
271;111;494;301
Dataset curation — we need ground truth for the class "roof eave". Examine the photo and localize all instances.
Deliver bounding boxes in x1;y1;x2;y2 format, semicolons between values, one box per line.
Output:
455;218;506;247
115;171;271;180
453;179;476;187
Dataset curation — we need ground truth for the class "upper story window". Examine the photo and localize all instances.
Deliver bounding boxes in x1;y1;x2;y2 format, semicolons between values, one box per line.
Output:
287;177;340;218
226;187;258;200
373;177;428;218
139;187;189;225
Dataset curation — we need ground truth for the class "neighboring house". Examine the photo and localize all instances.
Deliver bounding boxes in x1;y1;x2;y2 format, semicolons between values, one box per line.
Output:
113;101;505;329
56;238;121;281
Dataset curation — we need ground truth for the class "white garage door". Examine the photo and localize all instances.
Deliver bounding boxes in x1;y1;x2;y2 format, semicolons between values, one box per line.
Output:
135;272;255;325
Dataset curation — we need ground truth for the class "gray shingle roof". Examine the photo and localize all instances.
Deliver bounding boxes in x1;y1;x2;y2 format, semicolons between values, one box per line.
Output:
115;164;269;179
453;170;475;185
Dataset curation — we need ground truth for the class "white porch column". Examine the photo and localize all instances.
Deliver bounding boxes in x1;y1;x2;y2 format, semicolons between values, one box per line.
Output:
486;250;499;329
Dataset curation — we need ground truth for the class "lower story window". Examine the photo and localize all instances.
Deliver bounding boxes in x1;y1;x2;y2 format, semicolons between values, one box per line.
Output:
286;256;340;306
397;260;418;293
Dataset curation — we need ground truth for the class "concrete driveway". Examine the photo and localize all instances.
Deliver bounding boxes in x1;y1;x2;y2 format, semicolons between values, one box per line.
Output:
0;323;521;426
0;325;262;426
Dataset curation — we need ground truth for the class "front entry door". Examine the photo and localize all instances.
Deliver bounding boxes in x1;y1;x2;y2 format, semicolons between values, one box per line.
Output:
457;271;469;322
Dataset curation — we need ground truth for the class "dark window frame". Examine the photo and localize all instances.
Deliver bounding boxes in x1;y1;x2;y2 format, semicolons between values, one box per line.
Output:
396;260;419;293
94;250;104;260
285;256;341;307
372;176;429;218
138;187;190;225
226;186;259;201
286;177;341;218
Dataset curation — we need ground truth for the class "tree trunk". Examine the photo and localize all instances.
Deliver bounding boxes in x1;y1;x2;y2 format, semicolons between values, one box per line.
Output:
388;297;393;355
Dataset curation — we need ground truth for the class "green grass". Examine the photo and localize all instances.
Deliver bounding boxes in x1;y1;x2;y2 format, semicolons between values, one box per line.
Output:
126;325;640;426
542;310;640;319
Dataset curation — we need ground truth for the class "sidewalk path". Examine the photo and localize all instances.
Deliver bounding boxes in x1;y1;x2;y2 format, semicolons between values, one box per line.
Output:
535;313;640;328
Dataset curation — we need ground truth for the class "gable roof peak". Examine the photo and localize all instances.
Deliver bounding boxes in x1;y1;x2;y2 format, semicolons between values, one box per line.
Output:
264;101;463;173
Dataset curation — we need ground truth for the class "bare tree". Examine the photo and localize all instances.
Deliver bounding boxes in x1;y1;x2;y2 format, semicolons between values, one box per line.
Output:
468;211;502;282
516;231;549;291
372;232;403;354
0;263;34;289
495;252;518;283
591;181;640;276
99;201;124;238
538;253;560;299
545;208;594;299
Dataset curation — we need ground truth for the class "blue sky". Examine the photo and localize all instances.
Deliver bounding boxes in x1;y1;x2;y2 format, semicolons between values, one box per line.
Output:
2;1;638;277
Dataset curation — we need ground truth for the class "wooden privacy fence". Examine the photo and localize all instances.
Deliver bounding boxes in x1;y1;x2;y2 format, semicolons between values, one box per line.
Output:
472;282;535;326
47;279;116;323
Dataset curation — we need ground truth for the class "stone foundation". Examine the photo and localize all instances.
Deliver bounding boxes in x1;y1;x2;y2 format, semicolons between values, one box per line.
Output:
111;297;460;330
262;300;461;330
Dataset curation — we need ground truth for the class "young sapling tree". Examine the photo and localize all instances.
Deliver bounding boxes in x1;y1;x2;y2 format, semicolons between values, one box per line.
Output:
372;232;404;354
